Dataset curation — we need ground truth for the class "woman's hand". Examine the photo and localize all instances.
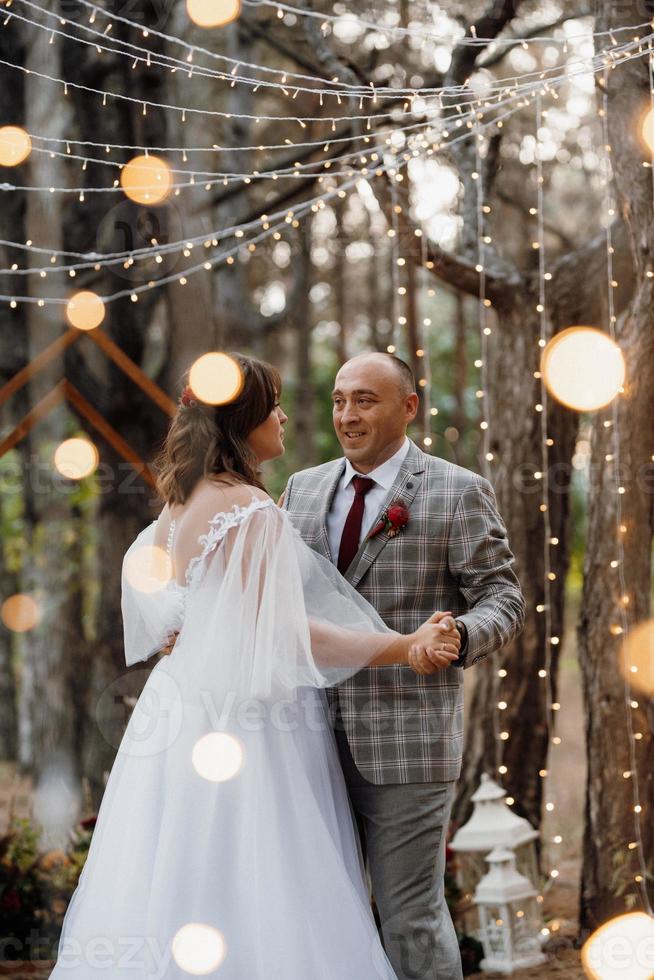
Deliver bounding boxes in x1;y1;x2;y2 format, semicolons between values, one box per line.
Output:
408;611;461;674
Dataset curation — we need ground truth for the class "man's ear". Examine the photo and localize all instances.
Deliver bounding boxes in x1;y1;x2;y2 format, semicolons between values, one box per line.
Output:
405;393;420;422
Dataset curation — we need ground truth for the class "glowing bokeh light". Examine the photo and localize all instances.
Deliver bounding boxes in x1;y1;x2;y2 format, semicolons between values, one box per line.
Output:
66;290;106;331
1;594;40;632
188;353;243;406
581;911;654;979
123;546;174;594
172;923;226;974
121;155;172;205
640;106;654;155
192;732;244;782
186;0;241;28
541;327;625;412
0;126;32;166
619;620;654;697
53;438;99;479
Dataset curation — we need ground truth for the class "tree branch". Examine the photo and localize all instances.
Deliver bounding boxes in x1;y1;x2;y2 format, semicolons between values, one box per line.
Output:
446;0;518;90
477;9;592;71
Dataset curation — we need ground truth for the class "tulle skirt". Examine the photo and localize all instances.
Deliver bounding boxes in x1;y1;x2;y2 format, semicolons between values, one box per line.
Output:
49;655;397;979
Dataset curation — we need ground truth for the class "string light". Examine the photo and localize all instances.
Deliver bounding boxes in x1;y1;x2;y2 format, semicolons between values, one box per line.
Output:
18;0;650;102
186;0;241;29
241;1;652;48
0;124;31;166
473;128;504;779
541;327;625;411
534;94;563;890
188;352;244;405
53;438;100;480
417;222;435;449
1;593;41;632
120;155;173;205
171;923;226;974
65;290;105;330
387;178;402;352
0;16;650;131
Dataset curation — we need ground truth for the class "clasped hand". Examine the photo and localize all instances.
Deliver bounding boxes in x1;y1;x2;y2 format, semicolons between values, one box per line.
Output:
408;611;461;674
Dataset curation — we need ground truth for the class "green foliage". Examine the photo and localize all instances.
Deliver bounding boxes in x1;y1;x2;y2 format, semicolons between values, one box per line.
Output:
0;814;95;960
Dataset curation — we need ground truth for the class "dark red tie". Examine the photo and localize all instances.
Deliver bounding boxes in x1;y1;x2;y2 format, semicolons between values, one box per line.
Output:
337;476;375;573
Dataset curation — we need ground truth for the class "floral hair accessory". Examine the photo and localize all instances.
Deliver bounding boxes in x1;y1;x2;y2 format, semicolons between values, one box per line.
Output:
368;501;410;539
180;385;197;407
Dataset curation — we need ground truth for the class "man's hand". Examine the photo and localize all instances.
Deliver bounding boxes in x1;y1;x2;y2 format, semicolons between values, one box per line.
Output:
159;631;179;657
409;612;462;675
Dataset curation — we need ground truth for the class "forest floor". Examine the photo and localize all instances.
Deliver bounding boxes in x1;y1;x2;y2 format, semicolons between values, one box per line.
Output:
0;607;587;978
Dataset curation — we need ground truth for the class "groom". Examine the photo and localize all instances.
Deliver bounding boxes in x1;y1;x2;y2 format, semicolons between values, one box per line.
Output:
281;352;525;980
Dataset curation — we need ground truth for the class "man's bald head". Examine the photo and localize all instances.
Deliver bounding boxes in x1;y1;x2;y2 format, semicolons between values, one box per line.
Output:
332;352;419;473
337;352;416;398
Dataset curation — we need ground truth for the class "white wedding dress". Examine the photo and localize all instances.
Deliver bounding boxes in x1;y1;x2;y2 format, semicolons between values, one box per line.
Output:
49;495;399;979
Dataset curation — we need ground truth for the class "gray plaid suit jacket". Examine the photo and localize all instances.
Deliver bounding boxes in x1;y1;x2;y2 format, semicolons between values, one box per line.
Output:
282;440;526;785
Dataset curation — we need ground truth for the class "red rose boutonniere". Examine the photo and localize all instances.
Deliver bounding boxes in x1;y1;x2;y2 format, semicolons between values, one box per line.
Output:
369;501;410;539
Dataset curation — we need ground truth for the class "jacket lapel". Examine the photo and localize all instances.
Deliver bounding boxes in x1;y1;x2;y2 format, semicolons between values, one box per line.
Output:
347;441;426;589
313;459;346;562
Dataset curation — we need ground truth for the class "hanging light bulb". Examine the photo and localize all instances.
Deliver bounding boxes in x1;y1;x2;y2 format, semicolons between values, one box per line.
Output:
640;105;654;154
188;352;243;405
123;546;174;595
582;911;654;979
0;126;32;166
172;923;226;974
186;0;241;28
66;290;105;331
121;155;172;205
191;732;244;782
541;327;625;412
53;438;99;479
1;594;41;632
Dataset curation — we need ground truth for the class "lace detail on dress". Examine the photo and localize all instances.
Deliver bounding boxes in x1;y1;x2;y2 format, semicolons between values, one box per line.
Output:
184;497;275;591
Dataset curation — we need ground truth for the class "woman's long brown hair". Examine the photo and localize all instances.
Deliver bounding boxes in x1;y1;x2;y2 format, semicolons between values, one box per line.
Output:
155;353;281;506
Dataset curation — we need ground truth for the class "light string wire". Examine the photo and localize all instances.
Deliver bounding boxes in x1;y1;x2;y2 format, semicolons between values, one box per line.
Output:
473;128;504;779
3;41;653;322
4;0;653;111
387;177;401;354
533;93;563;895
4;36;654;204
2;117;439;186
600;74;653;915
32;0;654;96
16;0;631;105
243;0;652;47
0;144;420;305
0;85;566;280
417;221;435;452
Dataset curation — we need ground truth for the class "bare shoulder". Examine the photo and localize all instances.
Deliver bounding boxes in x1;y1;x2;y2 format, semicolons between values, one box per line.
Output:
192;478;271;513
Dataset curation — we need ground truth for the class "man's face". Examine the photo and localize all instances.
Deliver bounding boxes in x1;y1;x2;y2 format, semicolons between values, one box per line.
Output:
332;357;418;472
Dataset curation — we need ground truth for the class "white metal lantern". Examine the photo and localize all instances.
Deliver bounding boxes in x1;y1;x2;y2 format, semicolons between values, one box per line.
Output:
450;774;540;901
474;847;547;974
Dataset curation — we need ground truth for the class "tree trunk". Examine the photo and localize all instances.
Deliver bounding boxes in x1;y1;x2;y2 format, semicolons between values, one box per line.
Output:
19;6;86;830
453;290;576;834
577;0;654;931
0;21;27;765
293;218;316;468
59;8;172;809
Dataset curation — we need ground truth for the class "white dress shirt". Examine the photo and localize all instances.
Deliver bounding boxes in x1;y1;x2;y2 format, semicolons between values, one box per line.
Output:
327;437;411;563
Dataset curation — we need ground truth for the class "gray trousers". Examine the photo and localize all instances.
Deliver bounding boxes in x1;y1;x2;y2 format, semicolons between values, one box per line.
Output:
334;723;463;980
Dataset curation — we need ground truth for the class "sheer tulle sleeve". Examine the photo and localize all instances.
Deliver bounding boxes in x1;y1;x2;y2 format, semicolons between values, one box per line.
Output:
174;499;398;701
121;521;185;668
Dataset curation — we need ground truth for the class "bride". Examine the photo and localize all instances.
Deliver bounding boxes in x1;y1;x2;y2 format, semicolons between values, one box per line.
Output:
49;353;460;979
